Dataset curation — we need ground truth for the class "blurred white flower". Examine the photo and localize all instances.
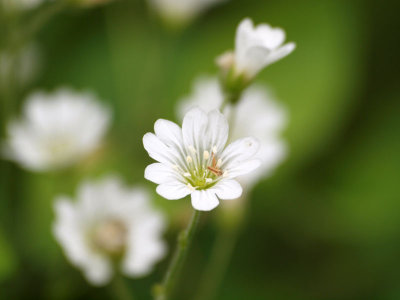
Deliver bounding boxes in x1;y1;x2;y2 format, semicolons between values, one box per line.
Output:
177;77;287;189
53;176;166;286
143;107;261;211
3;88;111;171
148;0;226;25
0;43;41;88
217;18;296;80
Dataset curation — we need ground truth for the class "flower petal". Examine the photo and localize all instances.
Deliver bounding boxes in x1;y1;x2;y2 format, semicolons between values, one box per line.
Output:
256;25;285;49
145;163;178;184
122;212;166;276
191;190;219;211
205;110;228;153
235;18;254;66
156;182;191;200
225;159;261;177
264;42;296;67
243;46;271;77
222;136;260;166
143;132;176;165
211;179;242;200
154;119;183;150
182;107;208;151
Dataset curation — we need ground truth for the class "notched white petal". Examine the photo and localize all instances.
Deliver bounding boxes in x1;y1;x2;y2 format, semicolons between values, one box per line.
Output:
144;163;177;184
156;182;191;200
212;179;243;200
191;190;219;211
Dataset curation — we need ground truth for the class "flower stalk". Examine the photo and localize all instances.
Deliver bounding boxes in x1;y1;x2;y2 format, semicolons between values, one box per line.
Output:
154;209;202;300
111;274;135;300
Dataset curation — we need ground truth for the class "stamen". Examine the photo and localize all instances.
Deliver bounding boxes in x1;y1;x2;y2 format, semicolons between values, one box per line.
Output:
205;178;212;183
203;151;210;160
212;145;218;154
223;170;229;177
217;159;222;168
186;156;193;163
188;145;196;154
187;183;195;191
183;172;191;177
172;164;179;170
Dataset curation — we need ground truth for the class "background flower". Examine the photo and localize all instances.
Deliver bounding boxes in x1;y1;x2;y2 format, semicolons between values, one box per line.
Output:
148;0;227;26
218;18;295;80
3;88;111;171
53;176;166;285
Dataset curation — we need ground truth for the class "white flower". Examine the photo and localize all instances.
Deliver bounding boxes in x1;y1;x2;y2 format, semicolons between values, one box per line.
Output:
148;0;226;25
143;107;261;211
53;176;166;286
178;76;287;188
217;18;296;79
3;88;111;171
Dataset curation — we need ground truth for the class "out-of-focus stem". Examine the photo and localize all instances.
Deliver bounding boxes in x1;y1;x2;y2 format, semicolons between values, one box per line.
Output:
111;274;135;300
155;210;202;300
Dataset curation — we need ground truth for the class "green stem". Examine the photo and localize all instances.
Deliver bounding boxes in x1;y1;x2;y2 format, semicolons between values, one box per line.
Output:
155;210;202;300
111;274;135;300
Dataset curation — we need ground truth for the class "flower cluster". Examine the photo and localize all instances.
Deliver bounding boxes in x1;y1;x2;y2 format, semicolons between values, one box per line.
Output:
1;0;296;292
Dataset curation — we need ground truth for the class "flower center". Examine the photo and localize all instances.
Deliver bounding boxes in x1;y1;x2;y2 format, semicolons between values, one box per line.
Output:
176;145;228;190
92;219;127;256
46;136;74;163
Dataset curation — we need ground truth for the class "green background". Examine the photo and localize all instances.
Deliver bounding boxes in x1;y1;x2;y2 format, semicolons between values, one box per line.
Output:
1;0;400;299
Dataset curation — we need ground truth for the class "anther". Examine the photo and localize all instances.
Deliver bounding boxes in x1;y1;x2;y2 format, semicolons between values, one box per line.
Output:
212;146;218;153
205;178;212;183
223;171;229;177
186;156;193;163
203;151;210;160
183;172;191;177
217;159;222;168
188;145;196;154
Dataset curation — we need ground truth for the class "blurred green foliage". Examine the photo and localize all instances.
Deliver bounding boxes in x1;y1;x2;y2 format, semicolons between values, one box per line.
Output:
1;0;400;299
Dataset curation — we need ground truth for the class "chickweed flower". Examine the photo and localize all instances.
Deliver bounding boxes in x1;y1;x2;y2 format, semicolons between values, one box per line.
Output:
3;88;110;171
148;0;226;27
53;176;166;286
143;107;261;211
178;77;287;189
217;18;295;102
